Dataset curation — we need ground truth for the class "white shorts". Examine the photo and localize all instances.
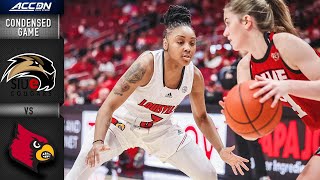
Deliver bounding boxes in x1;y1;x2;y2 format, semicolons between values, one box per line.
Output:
111;117;192;162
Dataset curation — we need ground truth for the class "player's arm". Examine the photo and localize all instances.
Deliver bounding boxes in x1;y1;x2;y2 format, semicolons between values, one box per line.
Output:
190;66;224;152
190;66;249;175
93;52;153;144
273;33;320;100
237;53;252;83
87;52;153;167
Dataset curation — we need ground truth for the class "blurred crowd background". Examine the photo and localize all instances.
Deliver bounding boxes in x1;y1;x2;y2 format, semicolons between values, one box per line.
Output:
62;0;320;107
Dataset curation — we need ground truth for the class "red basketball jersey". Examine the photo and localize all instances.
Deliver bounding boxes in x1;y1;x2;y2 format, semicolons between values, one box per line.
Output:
250;32;320;130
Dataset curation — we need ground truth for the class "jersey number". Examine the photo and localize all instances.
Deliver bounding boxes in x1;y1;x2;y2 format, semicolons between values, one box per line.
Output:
282;94;307;118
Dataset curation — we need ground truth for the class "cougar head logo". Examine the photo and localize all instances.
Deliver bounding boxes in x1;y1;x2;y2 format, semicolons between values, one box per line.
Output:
1;53;56;91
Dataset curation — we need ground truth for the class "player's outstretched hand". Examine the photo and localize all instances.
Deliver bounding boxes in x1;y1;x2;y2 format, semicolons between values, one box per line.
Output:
86;143;110;168
219;145;250;175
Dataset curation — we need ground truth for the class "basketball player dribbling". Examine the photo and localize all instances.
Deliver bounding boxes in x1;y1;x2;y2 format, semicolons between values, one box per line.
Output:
220;0;320;179
65;5;249;180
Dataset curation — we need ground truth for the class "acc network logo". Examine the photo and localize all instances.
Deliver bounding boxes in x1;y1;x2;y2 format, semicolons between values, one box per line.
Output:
9;2;52;12
1;53;56;96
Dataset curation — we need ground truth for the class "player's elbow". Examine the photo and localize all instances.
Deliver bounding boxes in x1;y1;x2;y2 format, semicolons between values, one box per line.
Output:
96;104;114;121
194;113;209;127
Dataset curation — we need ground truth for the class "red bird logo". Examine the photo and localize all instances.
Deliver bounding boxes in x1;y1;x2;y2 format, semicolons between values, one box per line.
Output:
9;124;55;173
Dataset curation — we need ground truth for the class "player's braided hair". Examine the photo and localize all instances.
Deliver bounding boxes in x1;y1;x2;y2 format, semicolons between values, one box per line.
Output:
161;5;192;37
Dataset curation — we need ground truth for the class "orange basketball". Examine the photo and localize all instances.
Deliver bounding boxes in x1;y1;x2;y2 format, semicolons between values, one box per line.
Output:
224;80;282;140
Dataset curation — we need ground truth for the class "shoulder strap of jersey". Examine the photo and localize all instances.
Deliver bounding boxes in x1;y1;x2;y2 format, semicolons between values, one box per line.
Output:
267;32;278;52
315;48;320;57
269;32;275;41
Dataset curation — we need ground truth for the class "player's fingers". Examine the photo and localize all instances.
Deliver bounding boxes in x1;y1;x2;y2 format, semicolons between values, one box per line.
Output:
271;94;281;108
91;150;96;167
253;84;272;98
100;145;110;151
250;81;267;90
238;156;249;162
87;156;91;167
219;100;225;108
225;145;235;153
259;89;276;103
86;151;93;166
254;75;265;81
231;165;238;175
88;154;92;167
240;161;249;171
235;163;244;175
95;150;100;165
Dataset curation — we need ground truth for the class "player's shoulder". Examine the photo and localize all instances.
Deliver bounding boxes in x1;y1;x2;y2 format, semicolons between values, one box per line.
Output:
191;66;205;92
273;32;306;51
193;65;203;81
273;32;314;63
133;51;154;73
135;51;154;66
124;51;154;86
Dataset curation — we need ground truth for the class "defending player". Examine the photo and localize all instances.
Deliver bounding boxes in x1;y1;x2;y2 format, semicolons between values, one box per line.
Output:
66;5;249;180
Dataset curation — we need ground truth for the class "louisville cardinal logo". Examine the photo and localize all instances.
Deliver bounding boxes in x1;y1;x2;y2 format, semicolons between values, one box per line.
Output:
1;53;56;91
9;124;55;173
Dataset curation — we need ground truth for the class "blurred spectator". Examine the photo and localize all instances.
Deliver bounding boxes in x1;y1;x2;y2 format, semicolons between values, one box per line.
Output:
99;61;115;74
66;57;96;75
122;45;139;68
64;78;83;106
112;46;123;63
93;45;114;64
78;79;97;104
136;32;147;51
92;88;110;105
113;33;126;49
145;2;159;28
204;74;223;104
79;25;100;38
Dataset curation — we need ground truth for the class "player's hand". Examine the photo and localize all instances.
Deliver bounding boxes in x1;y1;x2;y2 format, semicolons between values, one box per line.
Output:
85;142;109;168
219;97;228;123
218;97;226;115
250;76;288;108
219;145;250;175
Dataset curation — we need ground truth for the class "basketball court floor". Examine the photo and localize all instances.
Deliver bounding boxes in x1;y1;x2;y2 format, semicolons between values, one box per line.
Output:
64;159;192;180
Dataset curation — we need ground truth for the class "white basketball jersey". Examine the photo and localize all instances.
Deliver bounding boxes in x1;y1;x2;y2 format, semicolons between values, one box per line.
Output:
113;49;194;125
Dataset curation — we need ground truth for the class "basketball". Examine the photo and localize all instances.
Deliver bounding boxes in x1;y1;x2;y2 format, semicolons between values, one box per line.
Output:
224;80;283;141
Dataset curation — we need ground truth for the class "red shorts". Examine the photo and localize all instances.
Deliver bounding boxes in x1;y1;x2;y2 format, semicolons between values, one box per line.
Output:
315;147;320;156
